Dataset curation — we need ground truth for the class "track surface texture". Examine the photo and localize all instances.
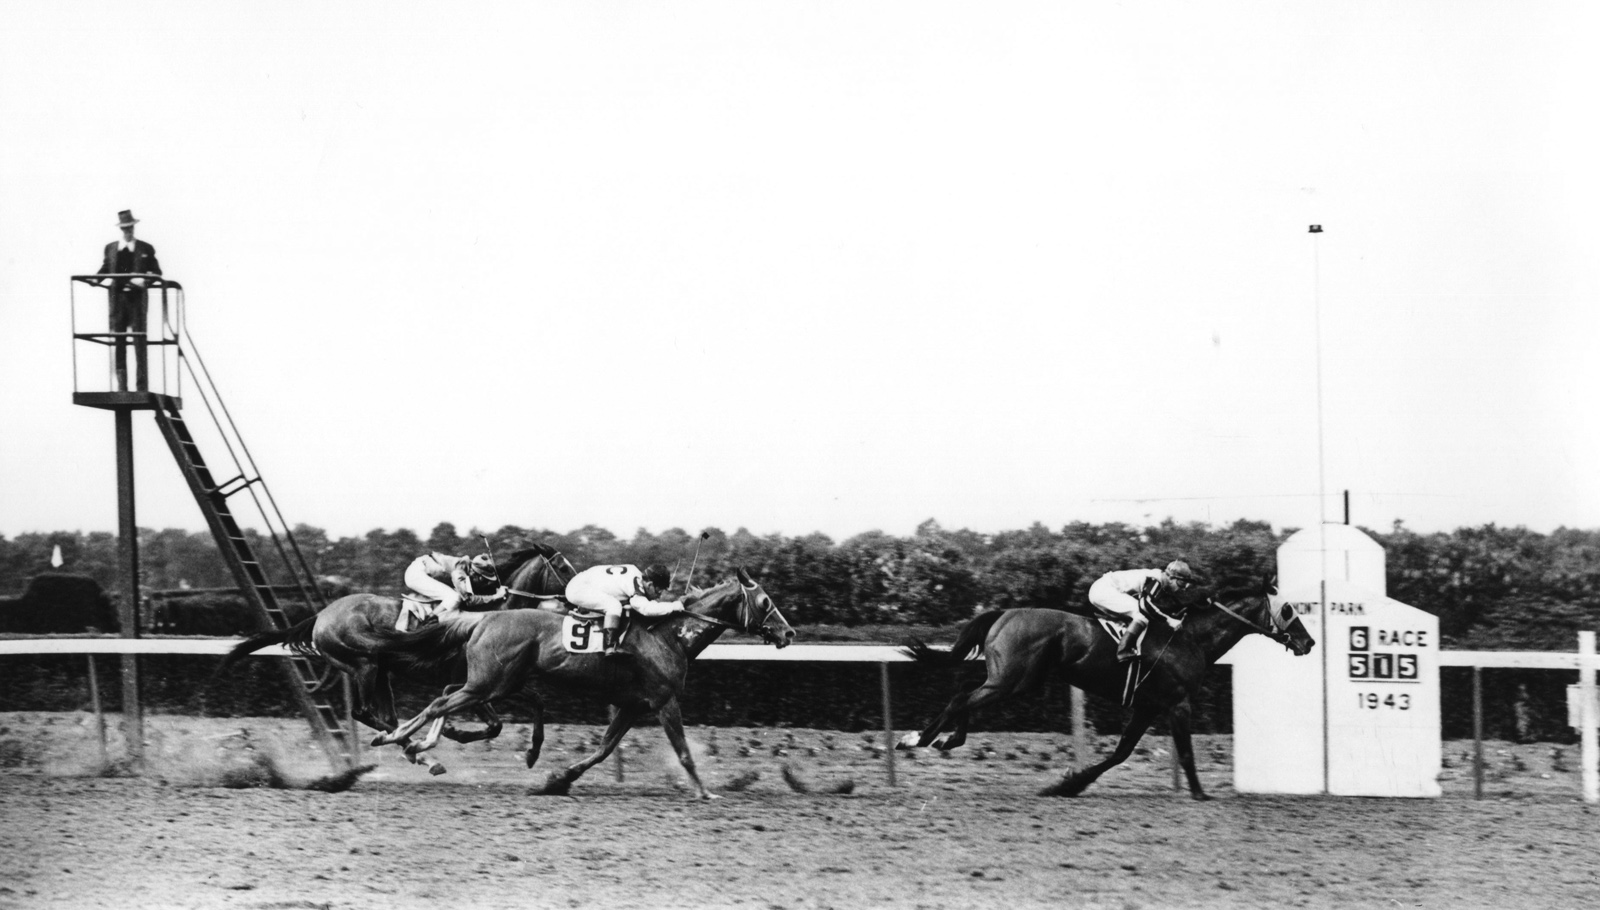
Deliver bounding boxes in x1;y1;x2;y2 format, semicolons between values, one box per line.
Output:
2;712;1597;909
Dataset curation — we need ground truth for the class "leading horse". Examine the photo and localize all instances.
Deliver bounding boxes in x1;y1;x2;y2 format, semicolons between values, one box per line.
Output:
366;566;795;799
899;575;1314;799
222;547;573;754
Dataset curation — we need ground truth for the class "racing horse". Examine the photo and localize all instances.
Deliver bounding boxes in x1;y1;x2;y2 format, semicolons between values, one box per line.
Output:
898;575;1314;799
367;567;795;799
222;546;574;756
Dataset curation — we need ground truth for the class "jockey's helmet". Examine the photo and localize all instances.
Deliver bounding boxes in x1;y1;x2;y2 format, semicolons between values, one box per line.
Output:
1164;560;1195;587
643;563;671;591
469;554;497;580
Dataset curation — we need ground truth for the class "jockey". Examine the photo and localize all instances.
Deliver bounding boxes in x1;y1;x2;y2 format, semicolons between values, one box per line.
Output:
564;563;684;657
403;551;508;620
1087;560;1198;663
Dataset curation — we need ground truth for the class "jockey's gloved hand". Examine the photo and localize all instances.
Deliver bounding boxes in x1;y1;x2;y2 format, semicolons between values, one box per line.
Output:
495;585;509;600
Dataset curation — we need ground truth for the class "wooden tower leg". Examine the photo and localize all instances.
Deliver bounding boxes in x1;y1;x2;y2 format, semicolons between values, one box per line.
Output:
115;407;143;765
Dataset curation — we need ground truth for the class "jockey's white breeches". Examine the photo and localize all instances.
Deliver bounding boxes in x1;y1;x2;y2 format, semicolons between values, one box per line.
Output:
1087;576;1141;620
564;577;626;627
405;559;463;613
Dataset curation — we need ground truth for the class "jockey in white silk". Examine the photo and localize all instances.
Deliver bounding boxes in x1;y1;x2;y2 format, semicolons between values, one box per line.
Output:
564;563;682;657
404;552;507;619
1087;560;1197;662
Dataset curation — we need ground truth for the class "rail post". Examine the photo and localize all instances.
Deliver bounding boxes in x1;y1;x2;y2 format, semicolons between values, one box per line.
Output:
1071;686;1088;766
86;655;108;767
1580;631;1597;803
880;662;896;786
1472;666;1484;799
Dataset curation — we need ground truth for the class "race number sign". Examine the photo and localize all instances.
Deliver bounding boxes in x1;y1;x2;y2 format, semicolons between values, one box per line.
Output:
561;615;605;654
1234;525;1442;797
1323;590;1441;796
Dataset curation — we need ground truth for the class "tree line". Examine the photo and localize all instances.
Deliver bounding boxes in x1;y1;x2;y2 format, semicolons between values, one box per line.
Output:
3;517;1598;648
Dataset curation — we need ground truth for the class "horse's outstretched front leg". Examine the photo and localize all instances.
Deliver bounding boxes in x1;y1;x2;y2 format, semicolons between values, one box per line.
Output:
1041;701;1161;797
658;698;716;800
533;703;642;795
1167;699;1211;801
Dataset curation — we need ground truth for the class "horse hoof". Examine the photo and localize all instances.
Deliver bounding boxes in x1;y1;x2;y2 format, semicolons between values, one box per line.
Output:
522;750;539;770
1191;791;1213;802
369;735;388;747
428;763;448;777
894;732;921;751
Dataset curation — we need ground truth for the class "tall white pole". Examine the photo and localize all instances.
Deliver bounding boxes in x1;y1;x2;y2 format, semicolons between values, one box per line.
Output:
1310;224;1329;794
1580;631;1597;803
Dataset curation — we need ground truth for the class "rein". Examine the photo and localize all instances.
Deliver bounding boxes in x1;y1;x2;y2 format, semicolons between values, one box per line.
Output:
1207;596;1292;645
680;582;766;633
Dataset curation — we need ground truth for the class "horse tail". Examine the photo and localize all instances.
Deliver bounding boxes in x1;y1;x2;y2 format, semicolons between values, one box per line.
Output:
218;612;318;673
901;609;1008;666
367;616;479;675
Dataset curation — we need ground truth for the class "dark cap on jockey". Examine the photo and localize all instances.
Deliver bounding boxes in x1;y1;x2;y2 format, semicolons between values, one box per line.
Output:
469;554;497;579
643;564;671;590
1165;560;1195;583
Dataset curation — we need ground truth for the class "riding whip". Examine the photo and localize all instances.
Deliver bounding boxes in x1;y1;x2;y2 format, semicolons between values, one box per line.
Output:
479;534;503;583
683;531;710;590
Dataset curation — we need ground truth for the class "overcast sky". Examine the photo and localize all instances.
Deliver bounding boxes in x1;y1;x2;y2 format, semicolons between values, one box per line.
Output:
2;1;1597;544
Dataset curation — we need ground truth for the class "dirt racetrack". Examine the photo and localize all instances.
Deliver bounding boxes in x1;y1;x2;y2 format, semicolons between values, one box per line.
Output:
2;711;1597;909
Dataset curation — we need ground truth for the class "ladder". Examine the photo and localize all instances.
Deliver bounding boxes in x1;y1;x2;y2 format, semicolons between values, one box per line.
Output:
151;399;358;769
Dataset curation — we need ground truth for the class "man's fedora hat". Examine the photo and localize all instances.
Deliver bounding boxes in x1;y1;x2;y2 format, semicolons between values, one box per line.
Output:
117;210;139;227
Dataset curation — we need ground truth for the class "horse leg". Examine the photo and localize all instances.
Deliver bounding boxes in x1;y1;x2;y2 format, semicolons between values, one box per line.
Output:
1040;701;1162;797
1167;699;1211;801
401;716;451;776
657;699;715;800
915;674;1025;752
444;703;503;744
898;685;973;750
333;661;390;736
433;683;503;745
522;697;546;769
533;703;642;796
373;684;488;747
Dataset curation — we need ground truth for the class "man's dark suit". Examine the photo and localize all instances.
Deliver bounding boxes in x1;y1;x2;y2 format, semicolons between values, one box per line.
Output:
97;239;162;390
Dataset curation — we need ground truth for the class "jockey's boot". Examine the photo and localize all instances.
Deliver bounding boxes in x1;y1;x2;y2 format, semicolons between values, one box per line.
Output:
1116;614;1148;663
602;627;622;659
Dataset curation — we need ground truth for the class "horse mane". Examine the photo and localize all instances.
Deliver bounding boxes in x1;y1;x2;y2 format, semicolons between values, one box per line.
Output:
498;544;557;581
679;575;738;606
1208;574;1275;605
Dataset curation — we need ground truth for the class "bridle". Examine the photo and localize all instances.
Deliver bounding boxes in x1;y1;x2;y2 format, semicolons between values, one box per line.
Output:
1207;594;1299;650
736;579;787;644
681;579;786;644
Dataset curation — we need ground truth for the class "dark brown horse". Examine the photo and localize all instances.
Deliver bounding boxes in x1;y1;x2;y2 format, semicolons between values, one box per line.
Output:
365;567;795;798
899;575;1314;799
222;548;573;764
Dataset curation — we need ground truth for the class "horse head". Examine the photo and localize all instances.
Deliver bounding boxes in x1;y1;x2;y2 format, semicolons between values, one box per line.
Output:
1203;573;1315;657
501;547;575;606
734;567;795;648
686;567;794;648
